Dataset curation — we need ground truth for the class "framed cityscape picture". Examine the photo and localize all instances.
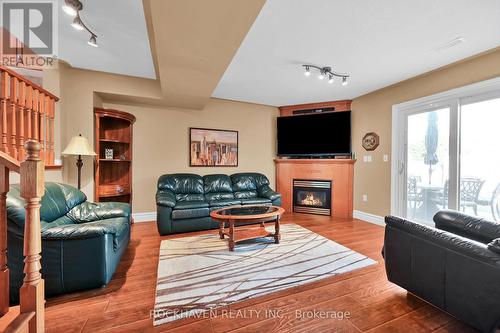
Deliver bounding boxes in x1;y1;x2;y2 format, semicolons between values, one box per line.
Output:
189;128;238;166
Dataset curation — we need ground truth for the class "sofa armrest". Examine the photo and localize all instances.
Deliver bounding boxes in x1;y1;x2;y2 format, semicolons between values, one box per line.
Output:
67;202;131;223
156;190;176;208
258;185;281;201
489;238;500;254
386;215;500;265
41;219;129;250
42;223;110;240
434;210;500;243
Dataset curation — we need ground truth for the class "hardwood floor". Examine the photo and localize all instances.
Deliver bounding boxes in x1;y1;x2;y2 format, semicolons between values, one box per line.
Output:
43;213;477;333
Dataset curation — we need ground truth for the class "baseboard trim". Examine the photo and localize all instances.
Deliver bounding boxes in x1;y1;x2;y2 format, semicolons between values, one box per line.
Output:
132;211;156;223
353;210;385;226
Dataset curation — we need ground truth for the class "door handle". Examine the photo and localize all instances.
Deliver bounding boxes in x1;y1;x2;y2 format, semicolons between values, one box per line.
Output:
399;161;405;175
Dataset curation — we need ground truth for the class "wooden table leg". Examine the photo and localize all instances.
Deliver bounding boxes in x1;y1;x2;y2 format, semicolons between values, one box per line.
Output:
274;216;280;244
228;219;235;251
219;221;224;239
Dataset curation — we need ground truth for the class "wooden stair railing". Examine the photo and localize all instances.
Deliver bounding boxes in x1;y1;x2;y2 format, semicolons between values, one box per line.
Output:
0;140;45;333
0;66;58;166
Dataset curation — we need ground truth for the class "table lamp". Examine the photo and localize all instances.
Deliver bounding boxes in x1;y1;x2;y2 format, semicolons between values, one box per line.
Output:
62;134;96;189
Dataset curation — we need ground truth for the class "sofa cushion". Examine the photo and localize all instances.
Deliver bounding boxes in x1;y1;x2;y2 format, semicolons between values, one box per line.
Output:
176;193;205;202
42;183;87;222
172;208;210;220
231;173;271;199
241;198;272;205
174;201;209;210
68;202;131;224
157;173;204;195
7;183;87;227
234;190;258;199
209;199;241;207
231;173;258;192
203;174;234;201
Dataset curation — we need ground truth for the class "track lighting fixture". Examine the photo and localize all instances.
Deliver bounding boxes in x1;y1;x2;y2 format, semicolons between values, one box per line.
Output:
88;35;98;47
302;64;349;87
62;0;81;16
62;0;98;47
304;66;311;76
71;16;84;30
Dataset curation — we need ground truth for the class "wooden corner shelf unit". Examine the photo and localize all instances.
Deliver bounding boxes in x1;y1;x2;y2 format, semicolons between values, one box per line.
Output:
94;108;136;205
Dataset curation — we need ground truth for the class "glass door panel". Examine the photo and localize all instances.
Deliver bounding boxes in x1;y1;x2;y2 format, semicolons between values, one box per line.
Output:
460;97;500;221
406;108;450;224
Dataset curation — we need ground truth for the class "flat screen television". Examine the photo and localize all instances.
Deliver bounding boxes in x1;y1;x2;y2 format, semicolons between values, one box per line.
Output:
277;111;351;157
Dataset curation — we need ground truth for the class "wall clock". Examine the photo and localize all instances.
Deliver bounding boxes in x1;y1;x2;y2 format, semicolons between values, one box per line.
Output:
362;132;379;151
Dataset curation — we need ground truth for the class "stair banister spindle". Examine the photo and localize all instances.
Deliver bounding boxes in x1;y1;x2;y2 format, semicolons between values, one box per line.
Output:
0;71;9;154
10;76;19;160
18;81;26;161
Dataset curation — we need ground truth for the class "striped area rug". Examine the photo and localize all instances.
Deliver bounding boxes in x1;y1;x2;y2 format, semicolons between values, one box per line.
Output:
153;223;376;325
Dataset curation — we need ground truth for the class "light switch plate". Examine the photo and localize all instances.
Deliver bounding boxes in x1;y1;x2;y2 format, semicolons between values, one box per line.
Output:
362;194;368;202
383;154;389;162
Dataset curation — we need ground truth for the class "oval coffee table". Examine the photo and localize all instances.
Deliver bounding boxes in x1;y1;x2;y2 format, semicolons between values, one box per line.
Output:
210;205;285;251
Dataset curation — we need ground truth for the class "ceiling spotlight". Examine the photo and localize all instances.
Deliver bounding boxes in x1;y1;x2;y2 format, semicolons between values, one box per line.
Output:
304;66;311;77
342;76;348;86
62;0;82;16
328;75;334;84
88;35;98;47
71;16;84;30
318;70;325;80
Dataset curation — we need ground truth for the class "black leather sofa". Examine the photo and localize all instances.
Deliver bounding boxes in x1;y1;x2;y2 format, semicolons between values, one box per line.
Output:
384;210;500;333
7;182;131;303
156;173;281;235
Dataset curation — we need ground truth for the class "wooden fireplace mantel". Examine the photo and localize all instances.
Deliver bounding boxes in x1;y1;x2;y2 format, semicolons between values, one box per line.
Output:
274;158;355;219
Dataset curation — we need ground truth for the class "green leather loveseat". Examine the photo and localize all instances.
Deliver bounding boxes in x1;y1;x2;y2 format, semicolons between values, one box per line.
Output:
156;173;281;235
7;182;131;303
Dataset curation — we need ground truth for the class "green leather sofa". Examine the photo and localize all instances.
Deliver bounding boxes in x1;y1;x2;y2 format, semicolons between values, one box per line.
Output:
7;182;131;303
156;173;281;235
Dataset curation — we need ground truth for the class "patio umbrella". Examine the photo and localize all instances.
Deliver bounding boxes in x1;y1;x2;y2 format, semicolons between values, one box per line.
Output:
424;112;439;184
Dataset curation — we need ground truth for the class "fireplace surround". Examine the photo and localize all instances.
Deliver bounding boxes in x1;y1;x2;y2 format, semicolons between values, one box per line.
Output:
274;158;354;219
293;179;332;215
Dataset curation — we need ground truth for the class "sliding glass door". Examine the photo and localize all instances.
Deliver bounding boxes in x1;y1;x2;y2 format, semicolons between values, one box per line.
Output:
393;80;500;224
405;108;450;224
460;96;500;221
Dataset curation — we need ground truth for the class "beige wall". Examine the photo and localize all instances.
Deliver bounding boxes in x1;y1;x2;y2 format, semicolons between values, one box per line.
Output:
351;47;500;216
103;99;278;212
52;63;277;213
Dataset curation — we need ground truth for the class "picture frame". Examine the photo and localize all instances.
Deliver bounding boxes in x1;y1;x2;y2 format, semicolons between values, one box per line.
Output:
189;127;238;167
104;148;114;159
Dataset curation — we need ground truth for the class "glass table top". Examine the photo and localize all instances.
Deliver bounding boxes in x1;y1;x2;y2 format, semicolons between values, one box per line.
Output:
216;205;280;216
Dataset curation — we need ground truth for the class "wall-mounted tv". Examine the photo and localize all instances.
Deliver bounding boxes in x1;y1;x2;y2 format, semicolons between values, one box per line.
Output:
277;111;351;157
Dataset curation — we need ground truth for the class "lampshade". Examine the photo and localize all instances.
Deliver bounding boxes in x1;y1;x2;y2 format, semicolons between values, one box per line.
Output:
62;134;96;156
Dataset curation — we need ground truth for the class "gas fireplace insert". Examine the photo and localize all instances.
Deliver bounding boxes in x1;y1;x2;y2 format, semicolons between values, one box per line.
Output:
293;179;332;215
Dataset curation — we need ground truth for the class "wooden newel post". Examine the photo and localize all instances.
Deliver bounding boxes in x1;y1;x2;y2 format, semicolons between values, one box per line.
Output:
19;140;45;333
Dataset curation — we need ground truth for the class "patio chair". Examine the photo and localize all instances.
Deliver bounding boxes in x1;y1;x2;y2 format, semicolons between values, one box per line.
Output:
407;175;422;217
442;178;485;215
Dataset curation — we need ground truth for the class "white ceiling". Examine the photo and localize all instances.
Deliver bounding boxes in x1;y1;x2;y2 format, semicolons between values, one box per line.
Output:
58;0;155;79
212;0;500;106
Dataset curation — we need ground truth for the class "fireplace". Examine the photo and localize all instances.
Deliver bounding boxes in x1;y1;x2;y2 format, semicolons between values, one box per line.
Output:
293;179;332;215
